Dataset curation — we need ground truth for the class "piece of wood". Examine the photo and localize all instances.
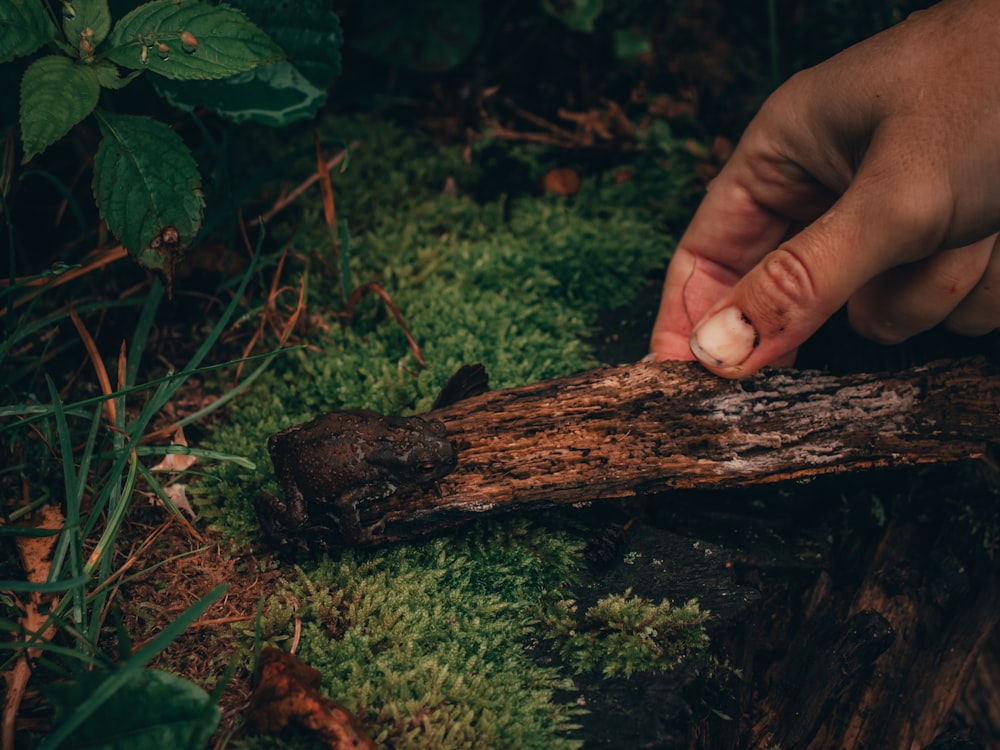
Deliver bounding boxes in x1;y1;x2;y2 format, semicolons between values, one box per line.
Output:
748;517;1000;749
343;357;999;546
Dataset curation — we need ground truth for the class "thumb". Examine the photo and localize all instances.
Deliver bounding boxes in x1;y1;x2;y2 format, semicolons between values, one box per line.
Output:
688;184;921;377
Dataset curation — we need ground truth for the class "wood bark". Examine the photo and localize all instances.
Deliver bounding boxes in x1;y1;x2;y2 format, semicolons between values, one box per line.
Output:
748;516;1000;750
263;356;1000;748
349;357;1000;546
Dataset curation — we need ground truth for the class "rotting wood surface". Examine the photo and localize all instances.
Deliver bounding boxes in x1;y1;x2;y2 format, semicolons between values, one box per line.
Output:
339;357;1000;546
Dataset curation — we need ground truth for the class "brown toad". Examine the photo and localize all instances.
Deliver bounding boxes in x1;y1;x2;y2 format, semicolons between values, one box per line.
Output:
256;410;456;549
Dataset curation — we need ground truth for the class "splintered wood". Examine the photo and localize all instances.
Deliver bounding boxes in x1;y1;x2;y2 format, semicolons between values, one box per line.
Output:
345;358;1000;546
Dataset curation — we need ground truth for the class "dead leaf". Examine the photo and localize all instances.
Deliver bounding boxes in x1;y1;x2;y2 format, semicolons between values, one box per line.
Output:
150;428;198;474
541;167;582;197
148;429;197;518
247;647;376;750
3;505;63;750
162;483;195;519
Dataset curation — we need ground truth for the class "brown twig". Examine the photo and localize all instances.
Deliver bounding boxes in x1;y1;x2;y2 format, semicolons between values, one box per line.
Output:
249;142;359;228
0;244;128;317
344;282;426;367
67;306;115;426
313;129;338;247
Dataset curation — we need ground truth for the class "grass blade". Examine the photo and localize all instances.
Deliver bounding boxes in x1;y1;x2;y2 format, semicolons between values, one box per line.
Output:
0;576;89;593
136;444;256;470
125;277;165;388
43;377;87;634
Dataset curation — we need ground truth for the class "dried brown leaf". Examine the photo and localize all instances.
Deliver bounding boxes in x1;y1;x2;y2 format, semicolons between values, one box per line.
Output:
247;648;376;750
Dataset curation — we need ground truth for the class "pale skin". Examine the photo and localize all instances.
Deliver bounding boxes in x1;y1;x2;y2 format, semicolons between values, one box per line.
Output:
650;0;1000;378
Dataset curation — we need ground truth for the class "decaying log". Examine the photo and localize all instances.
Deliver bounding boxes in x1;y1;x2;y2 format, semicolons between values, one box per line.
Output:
744;508;1000;750
348;357;999;546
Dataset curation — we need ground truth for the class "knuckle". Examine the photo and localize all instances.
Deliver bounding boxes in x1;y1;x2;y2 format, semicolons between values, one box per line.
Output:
877;175;954;258
847;287;924;345
745;246;822;333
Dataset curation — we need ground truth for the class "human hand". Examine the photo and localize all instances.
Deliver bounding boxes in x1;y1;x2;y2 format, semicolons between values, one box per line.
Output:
649;0;1000;378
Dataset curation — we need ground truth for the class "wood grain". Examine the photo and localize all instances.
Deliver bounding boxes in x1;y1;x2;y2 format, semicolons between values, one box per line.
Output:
340;357;1000;546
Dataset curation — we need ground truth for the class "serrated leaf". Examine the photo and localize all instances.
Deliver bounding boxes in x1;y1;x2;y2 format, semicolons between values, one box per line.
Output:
19;55;100;159
47;668;219;749
63;0;112;57
93;111;203;274
93;59;141;88
151;0;341;126
228;0;341;88
107;0;284;80
0;0;58;63
155;61;326;126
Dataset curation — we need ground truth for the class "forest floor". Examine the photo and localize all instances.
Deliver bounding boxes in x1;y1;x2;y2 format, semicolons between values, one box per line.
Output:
8;2;997;749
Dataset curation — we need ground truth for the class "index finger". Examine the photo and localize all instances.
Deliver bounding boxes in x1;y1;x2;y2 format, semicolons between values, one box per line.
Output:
650;165;795;360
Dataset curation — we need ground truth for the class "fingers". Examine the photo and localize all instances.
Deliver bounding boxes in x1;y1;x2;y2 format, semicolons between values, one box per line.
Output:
687;225;1000;378
945;234;1000;336
680;111;998;378
685;177;904;377
650;248;744;361
848;236;996;343
648;0;1000;377
649;151;811;362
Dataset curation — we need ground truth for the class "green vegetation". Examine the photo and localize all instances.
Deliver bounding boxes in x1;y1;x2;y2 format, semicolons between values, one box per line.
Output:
1;0;342;276
0;244;255;749
240;523;588;749
2;2;936;747
2;106;705;746
196;113;699;540
537;590;710;679
187;114;703;746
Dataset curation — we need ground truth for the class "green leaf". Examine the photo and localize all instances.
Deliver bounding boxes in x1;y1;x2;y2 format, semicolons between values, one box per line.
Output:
155;62;326;126
350;0;482;73
19;55;100;159
613;27;652;59
92;111;204;273
46;669;219;749
107;0;285;80
93;59;142;88
152;0;341;126
0;0;58;63
228;0;341;88
63;0;112;58
541;0;603;33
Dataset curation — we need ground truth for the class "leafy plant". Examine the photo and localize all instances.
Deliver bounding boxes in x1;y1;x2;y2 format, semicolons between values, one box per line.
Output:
0;0;339;279
154;0;343;126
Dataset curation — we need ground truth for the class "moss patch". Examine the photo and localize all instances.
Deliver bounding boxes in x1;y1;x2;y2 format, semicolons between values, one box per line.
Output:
195;114;701;747
536;589;710;679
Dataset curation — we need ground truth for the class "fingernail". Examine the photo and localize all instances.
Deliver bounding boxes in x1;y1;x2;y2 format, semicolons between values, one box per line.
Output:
690;307;758;367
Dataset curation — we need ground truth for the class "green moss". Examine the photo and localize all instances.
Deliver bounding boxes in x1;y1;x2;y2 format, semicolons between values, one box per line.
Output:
236;523;585;750
194;115;699;747
536;590;711;679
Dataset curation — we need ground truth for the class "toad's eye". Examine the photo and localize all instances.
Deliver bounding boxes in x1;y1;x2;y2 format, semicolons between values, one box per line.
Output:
420;462;437;473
